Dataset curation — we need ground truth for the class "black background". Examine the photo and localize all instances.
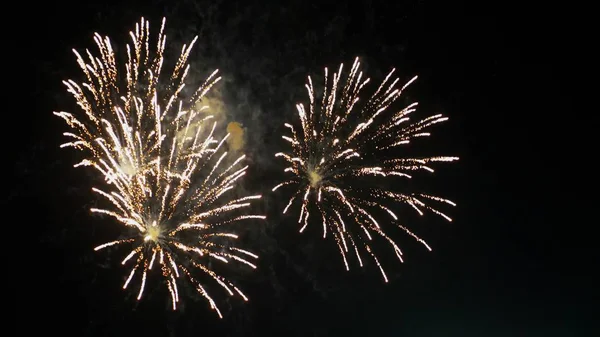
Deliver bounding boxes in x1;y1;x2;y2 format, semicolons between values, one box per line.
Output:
8;0;590;336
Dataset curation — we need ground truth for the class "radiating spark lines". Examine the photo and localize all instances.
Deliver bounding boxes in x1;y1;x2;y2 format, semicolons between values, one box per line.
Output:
54;17;264;315
273;57;458;281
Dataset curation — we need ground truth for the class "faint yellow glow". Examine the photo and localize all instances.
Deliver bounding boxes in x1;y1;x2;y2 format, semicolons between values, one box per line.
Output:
226;122;245;151
194;92;225;119
308;169;321;187
144;222;161;242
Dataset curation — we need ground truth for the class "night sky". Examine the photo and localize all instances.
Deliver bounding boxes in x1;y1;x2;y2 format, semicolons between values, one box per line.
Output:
9;0;590;336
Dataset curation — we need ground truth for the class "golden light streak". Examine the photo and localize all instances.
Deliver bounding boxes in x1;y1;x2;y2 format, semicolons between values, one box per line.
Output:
55;17;264;315
273;57;458;281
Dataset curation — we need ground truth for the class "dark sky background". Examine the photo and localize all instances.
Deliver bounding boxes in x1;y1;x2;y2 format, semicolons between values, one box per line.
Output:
8;0;591;336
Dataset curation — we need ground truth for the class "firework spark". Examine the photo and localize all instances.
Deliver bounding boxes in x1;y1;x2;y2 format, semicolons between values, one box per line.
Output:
273;57;458;282
54;17;264;315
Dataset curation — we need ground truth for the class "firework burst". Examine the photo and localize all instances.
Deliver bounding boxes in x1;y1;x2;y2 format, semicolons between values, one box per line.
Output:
54;17;264;315
273;57;458;281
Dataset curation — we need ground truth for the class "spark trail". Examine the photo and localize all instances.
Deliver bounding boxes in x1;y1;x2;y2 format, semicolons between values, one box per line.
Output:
54;17;264;315
273;57;458;282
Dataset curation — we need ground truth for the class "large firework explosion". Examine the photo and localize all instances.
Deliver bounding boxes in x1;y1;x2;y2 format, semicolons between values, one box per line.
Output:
54;17;264;316
273;57;458;282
